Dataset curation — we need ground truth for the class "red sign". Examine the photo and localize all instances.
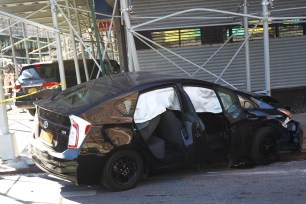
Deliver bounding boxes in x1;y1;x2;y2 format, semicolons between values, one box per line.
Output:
97;19;115;32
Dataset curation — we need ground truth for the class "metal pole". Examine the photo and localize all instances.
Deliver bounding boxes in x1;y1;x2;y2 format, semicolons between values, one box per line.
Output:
262;0;271;96
116;1;129;72
50;0;66;90
73;0;89;81
88;0;106;76
36;28;42;61
46;31;52;60
120;0;140;71
0;74;9;136
8;20;18;78
88;14;95;58
244;0;251;92
65;0;81;84
0;72;16;160
22;23;30;64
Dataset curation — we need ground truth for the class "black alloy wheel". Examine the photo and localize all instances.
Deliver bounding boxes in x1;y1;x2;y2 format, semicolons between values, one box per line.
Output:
259;133;276;156
101;149;143;191
251;127;278;164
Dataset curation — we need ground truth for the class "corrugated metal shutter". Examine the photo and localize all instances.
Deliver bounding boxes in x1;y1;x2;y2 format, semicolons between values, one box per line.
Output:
137;36;306;91
131;0;306;31
131;0;306;91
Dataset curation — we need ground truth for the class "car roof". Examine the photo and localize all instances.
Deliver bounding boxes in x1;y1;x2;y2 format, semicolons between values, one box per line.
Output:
102;71;218;92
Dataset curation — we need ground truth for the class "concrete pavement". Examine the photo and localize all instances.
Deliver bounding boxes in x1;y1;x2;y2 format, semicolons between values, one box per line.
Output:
0;108;306;175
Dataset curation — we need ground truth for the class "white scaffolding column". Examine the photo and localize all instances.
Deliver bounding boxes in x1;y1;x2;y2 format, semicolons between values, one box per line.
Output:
73;0;89;81
65;0;81;84
8;20;19;77
50;0;66;90
120;0;140;71
262;0;271;96
0;73;16;160
46;31;52;60
244;0;251;92
36;28;42;61
22;23;30;64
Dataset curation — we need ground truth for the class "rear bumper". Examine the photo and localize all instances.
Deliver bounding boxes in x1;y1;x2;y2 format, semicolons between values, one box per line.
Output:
14;100;35;109
29;139;79;183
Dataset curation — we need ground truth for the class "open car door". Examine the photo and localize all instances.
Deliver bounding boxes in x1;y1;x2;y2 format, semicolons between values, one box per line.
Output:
177;85;207;167
216;87;251;165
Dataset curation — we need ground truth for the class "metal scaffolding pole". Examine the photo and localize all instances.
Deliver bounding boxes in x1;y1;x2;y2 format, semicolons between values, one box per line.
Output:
120;0;140;71
88;0;106;76
22;23;30;64
65;0;81;84
73;0;89;81
36;28;42;61
0;72;16;160
262;0;271;96
50;0;66;90
8;20;19;77
244;0;251;92
46;31;52;60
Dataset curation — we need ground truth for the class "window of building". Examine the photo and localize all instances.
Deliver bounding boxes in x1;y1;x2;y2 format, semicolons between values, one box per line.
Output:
151;28;201;48
135;20;306;50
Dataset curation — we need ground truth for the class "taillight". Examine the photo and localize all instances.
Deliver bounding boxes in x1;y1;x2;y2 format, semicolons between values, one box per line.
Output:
13;85;21;91
67;115;92;149
42;82;60;89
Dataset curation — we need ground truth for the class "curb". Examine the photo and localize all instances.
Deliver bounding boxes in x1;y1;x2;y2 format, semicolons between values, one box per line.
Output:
280;151;306;162
0;165;43;175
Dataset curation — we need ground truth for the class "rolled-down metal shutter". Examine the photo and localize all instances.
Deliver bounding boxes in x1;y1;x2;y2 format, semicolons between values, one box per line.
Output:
137;35;306;91
131;0;306;31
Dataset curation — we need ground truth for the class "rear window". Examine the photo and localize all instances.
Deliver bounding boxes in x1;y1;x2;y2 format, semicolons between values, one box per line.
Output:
20;64;55;80
53;80;122;109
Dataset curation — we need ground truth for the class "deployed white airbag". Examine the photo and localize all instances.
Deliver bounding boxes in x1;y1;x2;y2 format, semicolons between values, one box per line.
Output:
183;86;222;113
134;87;180;123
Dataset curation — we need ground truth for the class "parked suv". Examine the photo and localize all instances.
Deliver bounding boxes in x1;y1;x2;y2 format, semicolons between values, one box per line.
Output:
13;59;120;115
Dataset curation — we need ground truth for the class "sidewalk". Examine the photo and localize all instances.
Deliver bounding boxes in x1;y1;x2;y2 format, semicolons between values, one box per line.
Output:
1;108;306;175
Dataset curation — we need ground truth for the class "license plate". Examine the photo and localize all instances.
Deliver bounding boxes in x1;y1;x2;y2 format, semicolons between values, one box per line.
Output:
28;88;37;94
40;129;53;144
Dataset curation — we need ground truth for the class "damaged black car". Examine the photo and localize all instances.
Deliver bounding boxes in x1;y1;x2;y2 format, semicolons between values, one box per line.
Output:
30;71;303;191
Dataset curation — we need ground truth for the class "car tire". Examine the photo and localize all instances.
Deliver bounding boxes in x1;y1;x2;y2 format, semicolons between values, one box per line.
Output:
101;149;143;191
28;109;36;116
251;127;278;164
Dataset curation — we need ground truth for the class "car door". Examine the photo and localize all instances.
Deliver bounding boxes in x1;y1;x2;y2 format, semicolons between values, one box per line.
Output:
216;87;251;164
177;85;207;166
182;85;228;161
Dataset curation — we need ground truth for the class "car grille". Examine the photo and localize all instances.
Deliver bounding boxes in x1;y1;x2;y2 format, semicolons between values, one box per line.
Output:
37;107;71;152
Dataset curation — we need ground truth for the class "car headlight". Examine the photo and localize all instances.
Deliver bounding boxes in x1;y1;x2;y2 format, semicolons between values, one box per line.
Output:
277;108;291;118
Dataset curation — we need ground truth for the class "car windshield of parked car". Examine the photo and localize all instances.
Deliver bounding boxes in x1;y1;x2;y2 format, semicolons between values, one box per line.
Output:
183;86;222;113
53;81;121;109
19;64;54;80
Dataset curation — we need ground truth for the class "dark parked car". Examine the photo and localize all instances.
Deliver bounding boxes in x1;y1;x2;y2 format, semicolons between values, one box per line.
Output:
30;71;303;191
13;59;120;116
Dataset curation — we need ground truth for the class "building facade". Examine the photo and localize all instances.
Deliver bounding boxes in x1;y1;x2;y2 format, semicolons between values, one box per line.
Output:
129;0;306;112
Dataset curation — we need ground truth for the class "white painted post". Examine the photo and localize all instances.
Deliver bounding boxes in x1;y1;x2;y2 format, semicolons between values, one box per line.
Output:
0;73;16;160
50;0;67;90
8;20;18;78
262;0;271;96
120;0;140;71
22;23;30;64
73;0;89;81
65;0;81;84
244;0;251;92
